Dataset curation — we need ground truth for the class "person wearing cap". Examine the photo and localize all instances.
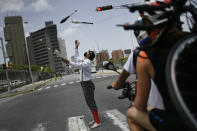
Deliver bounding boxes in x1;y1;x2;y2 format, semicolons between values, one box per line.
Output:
61;40;101;129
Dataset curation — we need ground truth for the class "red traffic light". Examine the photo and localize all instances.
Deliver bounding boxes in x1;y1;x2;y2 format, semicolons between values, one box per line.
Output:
96;7;101;12
96;5;113;12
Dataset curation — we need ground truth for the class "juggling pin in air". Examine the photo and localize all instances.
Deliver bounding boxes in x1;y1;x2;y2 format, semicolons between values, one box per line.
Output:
60;10;77;24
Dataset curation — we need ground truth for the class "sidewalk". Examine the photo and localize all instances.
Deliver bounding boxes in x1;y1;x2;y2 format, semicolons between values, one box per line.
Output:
96;69;122;74
0;78;53;99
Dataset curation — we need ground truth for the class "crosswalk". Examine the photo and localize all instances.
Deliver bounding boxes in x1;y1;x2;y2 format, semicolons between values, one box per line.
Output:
104;109;129;131
37;75;114;92
1;109;128;131
67;109;129;131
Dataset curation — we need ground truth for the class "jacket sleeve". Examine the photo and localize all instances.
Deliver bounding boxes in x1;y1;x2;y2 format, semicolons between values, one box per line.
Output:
74;48;82;63
70;59;90;69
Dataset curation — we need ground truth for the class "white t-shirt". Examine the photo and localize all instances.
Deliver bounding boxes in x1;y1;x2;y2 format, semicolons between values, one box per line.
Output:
124;53;164;109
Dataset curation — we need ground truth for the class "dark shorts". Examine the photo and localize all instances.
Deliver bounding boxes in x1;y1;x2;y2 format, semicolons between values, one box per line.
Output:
149;109;187;131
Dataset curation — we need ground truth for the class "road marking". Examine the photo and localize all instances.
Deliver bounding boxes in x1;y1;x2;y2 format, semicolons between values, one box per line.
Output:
68;82;74;84
103;76;107;77
68;115;89;131
61;83;66;86
54;85;59;88
45;86;50;90
104;109;129;131
76;80;80;83
96;77;101;79
31;122;47;131
38;88;43;91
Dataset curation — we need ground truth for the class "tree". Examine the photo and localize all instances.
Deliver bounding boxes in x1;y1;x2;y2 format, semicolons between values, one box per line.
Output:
43;66;53;74
109;58;113;63
119;57;128;66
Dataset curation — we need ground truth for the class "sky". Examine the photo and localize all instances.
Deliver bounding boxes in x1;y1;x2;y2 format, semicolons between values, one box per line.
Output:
0;0;144;64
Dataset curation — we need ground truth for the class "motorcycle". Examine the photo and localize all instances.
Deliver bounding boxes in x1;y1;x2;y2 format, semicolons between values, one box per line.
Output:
103;61;137;101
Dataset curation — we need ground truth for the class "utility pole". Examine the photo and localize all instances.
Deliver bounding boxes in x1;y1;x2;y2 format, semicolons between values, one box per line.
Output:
23;22;33;84
25;37;33;84
0;37;11;92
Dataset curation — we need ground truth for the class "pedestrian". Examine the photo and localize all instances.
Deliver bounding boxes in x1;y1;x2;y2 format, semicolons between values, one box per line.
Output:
61;40;101;129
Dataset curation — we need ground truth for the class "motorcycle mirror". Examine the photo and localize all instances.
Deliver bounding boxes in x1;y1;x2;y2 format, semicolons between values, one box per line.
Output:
103;61;117;71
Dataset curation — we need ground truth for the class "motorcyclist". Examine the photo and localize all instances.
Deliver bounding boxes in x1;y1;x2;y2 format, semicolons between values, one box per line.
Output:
126;0;189;130
111;26;164;110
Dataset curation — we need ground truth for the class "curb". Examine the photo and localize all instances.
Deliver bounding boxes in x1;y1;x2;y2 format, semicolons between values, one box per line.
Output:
96;72;116;74
0;78;53;99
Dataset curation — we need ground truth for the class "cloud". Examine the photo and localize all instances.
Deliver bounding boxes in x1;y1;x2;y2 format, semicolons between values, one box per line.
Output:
30;0;52;12
60;24;81;37
0;0;24;13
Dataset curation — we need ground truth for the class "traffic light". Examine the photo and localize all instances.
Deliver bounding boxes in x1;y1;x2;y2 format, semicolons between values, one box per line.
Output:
96;5;113;12
2;64;7;70
8;62;13;69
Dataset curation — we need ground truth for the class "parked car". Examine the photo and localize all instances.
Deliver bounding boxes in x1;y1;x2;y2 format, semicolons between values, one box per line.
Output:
0;83;8;89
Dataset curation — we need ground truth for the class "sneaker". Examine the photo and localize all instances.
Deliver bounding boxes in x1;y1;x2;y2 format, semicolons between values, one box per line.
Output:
90;122;101;129
89;120;95;125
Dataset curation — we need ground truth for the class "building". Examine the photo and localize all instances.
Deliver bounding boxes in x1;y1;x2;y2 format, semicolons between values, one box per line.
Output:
4;16;27;65
26;21;65;73
96;50;109;65
58;37;67;59
124;49;131;57
111;49;124;63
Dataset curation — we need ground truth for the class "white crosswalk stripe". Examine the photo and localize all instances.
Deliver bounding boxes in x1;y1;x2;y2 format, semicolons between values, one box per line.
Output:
45;86;50;90
54;85;59;88
104;109;129;131
61;83;66;86
76;80;80;83
68;82;74;84
38;88;43;91
68;116;89;131
96;77;101;79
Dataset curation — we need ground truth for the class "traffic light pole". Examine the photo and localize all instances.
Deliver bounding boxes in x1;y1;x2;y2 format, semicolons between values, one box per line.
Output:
0;37;11;92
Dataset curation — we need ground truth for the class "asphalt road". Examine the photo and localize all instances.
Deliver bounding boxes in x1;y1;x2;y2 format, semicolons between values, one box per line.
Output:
0;73;136;131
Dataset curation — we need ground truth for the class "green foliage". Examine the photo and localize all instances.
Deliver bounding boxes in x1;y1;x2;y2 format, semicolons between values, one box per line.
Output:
14;65;29;70
109;58;113;63
119;57;128;66
31;65;42;72
9;64;53;74
43;66;53;74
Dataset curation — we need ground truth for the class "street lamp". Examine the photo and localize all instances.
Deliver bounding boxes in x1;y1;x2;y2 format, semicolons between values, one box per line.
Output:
0;37;11;91
23;22;34;84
